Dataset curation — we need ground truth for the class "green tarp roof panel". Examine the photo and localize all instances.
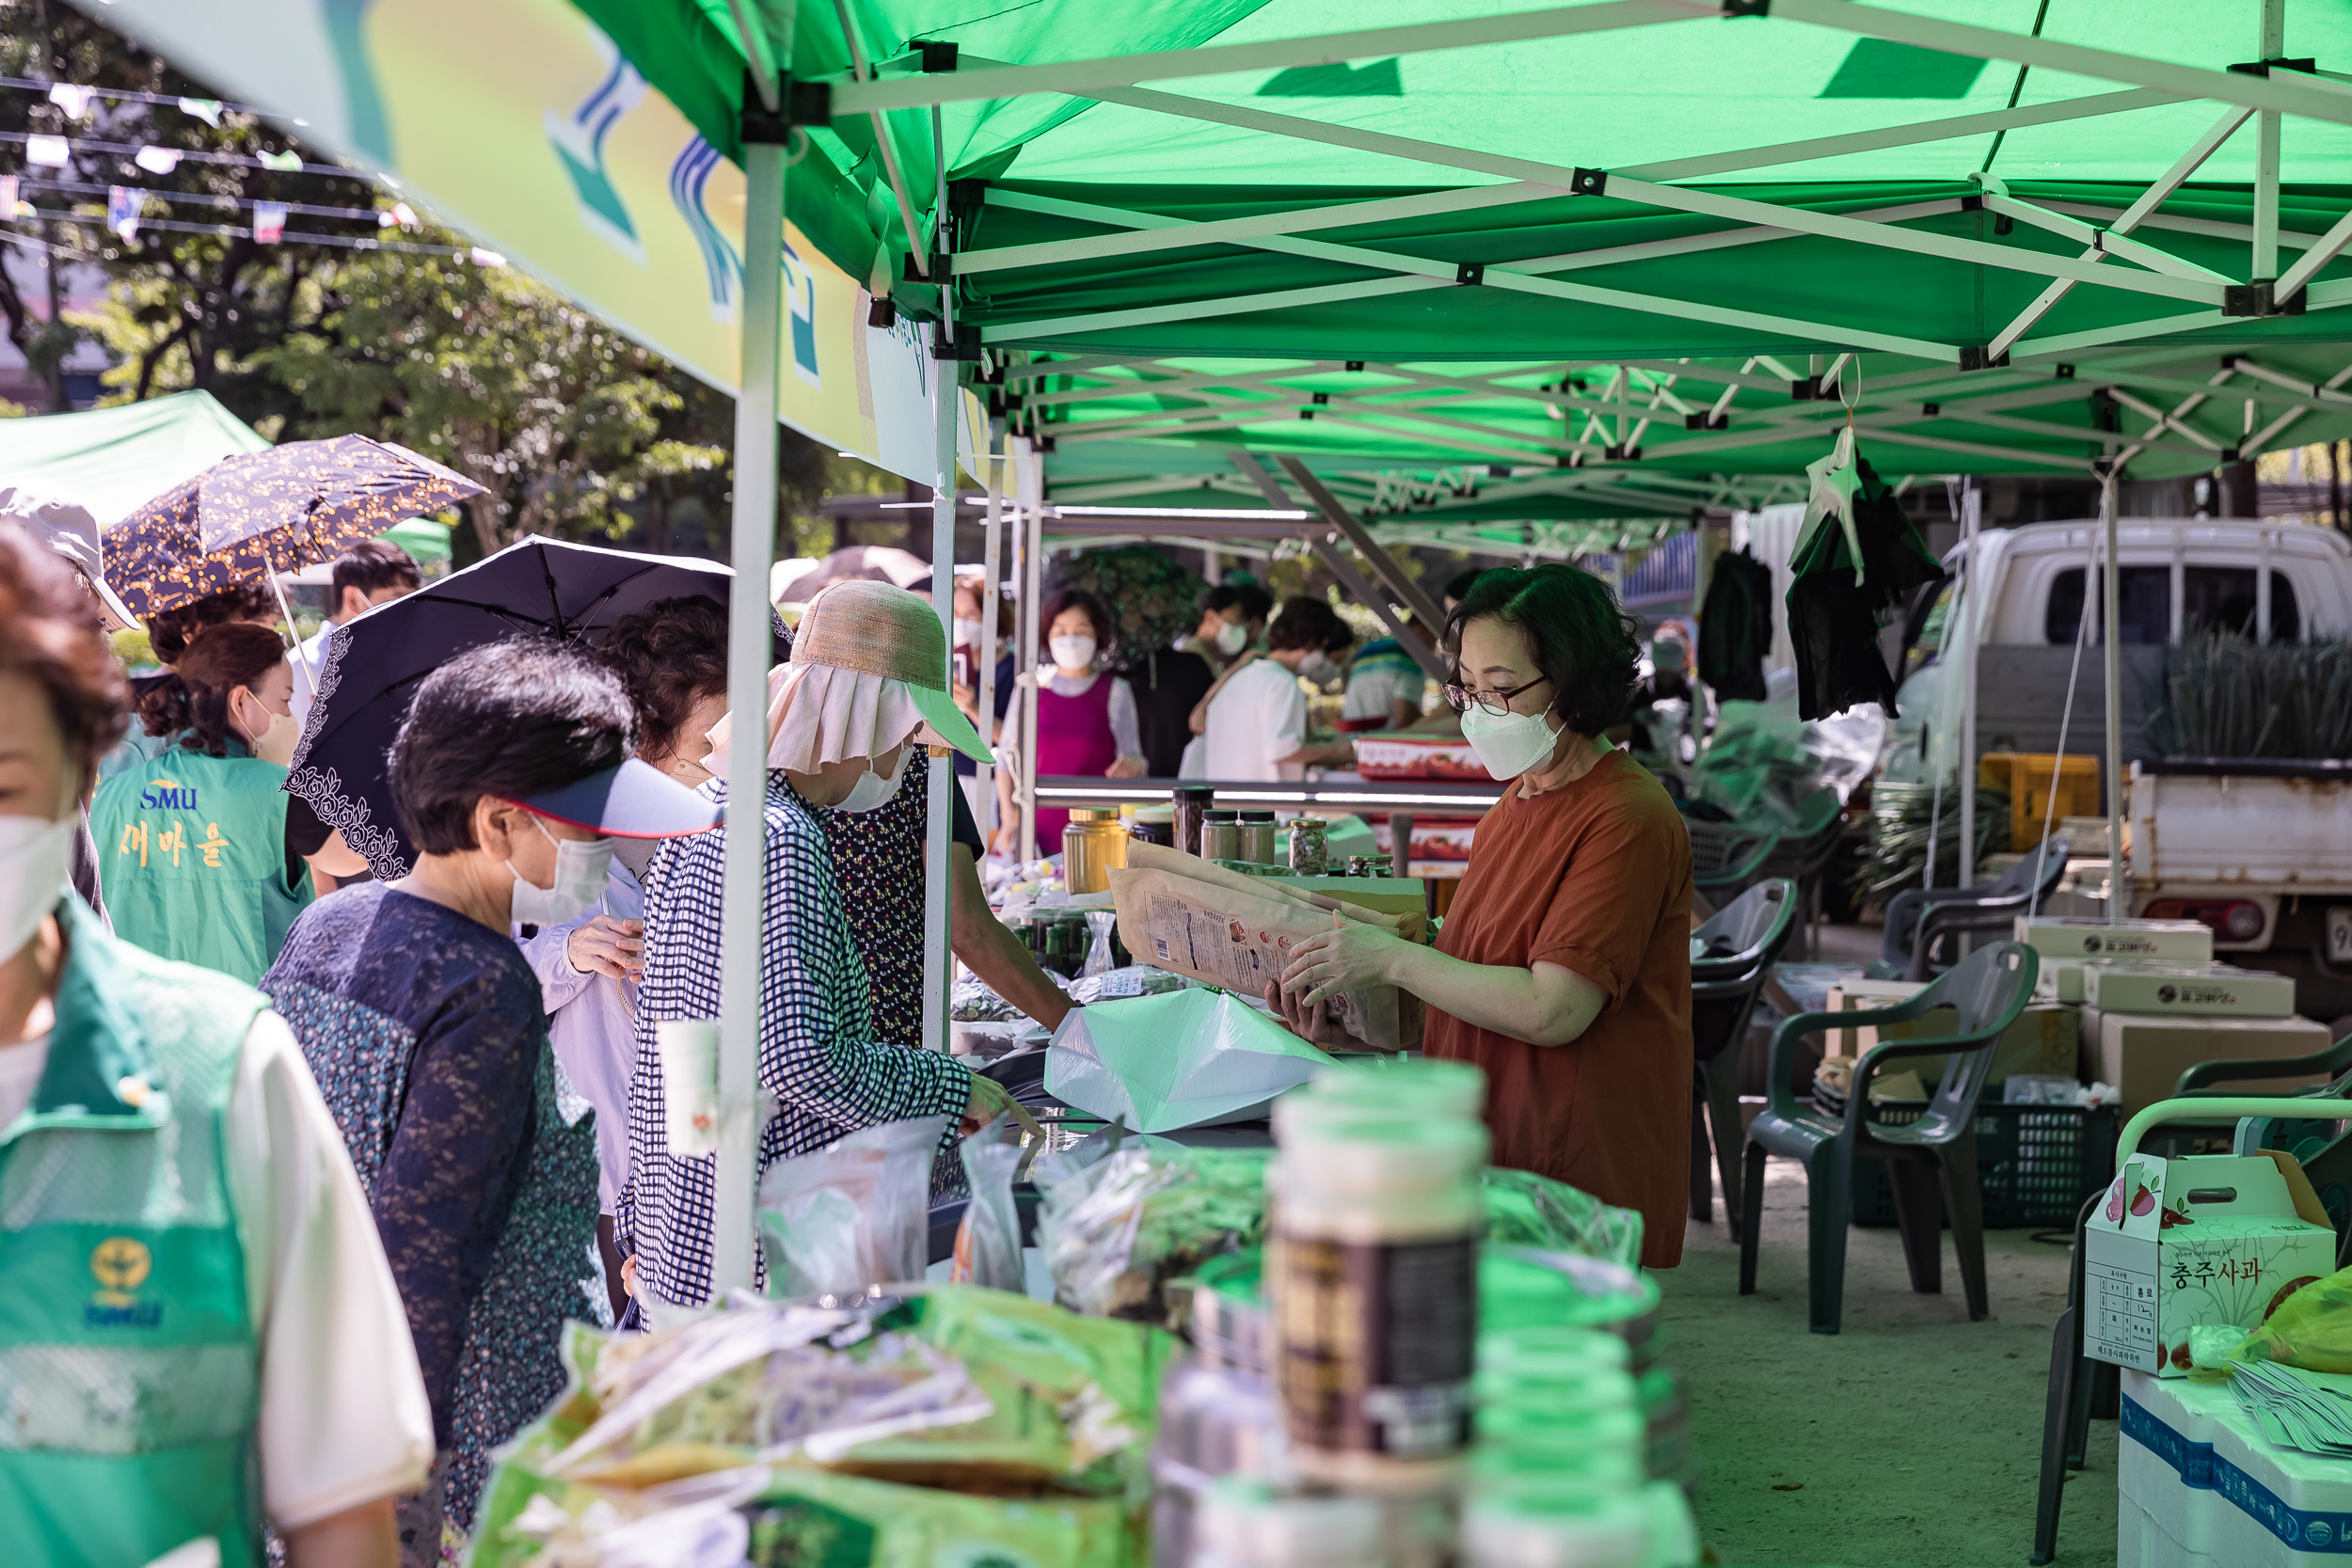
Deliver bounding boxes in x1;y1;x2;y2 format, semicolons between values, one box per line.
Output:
562;0;2352;374
0;391;271;525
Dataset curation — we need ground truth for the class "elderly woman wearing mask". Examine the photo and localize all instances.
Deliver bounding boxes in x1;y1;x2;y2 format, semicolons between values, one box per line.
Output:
619;580;1018;1324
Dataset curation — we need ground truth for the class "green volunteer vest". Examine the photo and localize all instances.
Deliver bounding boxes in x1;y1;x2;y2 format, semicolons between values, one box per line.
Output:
89;741;314;986
0;897;267;1566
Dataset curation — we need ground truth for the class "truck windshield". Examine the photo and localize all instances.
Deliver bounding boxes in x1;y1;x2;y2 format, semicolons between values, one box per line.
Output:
2044;566;2301;643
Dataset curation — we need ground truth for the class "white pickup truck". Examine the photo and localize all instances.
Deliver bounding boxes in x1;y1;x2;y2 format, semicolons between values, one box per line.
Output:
1882;517;2352;1024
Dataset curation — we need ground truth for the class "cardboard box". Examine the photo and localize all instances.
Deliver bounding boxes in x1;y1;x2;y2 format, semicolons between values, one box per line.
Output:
2037;959;2086;1006
2017;915;2214;964
2081;962;2296;1020
2086;1008;2333;1114
2084;1150;2336;1375
1823;981;2079;1085
1109;845;1424;1050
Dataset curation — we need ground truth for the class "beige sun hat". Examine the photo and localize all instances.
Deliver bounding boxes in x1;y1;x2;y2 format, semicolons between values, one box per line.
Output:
705;579;993;775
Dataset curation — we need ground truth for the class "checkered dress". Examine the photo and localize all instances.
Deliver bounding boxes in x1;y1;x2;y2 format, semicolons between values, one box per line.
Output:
613;769;973;1308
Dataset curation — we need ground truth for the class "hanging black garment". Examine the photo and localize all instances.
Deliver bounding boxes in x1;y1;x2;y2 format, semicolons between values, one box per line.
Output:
1698;546;1773;702
1786;458;1943;720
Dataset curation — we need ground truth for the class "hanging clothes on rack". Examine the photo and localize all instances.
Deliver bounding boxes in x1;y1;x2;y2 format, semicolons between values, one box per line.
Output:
1697;546;1773;702
1786;436;1941;720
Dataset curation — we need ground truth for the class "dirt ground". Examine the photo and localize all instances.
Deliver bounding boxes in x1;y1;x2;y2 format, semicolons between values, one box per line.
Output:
1670;1160;2114;1567
1667;919;2117;1567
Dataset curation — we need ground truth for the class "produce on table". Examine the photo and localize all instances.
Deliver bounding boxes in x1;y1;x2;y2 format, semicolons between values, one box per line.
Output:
1035;1143;1270;1328
469;1288;1172;1568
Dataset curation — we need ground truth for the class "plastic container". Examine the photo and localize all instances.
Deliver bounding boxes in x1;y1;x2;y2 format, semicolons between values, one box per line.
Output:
1293;1057;1488;1122
1173;784;1216;858
1270;1114;1488;1489
1129;803;1177;848
1194;1480;1386;1568
1290;816;1330;875
1461;1492;1653;1568
1201;808;1242;863
1829;1098;2118;1229
1062;807;1129;895
1238;809;1279;864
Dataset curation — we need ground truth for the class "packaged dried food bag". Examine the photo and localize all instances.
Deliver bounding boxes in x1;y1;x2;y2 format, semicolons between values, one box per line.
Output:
1047;988;1336;1133
950;1115;1025;1291
1482;1167;1645;1269
1034;1140;1271;1326
756;1115;951;1298
469;1291;1165;1567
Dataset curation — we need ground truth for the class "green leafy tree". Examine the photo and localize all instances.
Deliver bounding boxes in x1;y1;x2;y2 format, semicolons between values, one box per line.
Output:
11;0;877;554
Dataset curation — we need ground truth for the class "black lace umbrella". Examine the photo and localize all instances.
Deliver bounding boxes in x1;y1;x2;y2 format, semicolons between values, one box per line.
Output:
286;536;789;879
105;436;485;621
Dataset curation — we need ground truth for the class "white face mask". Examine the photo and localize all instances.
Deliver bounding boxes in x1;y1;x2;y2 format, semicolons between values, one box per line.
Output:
1048;634;1097;672
1214;620;1250;657
834;746;910;814
508;815;615;927
0;815;73;959
1297;651;1343;686
238;689;302;768
1460;701;1565;780
952;616;983;650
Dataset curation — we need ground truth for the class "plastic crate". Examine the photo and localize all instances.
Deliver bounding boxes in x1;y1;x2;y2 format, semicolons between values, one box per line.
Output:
1809;1094;2119;1229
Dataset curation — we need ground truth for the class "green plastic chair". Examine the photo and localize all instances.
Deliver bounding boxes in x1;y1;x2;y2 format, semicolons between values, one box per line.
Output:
1739;941;2041;1334
1688;879;1800;1241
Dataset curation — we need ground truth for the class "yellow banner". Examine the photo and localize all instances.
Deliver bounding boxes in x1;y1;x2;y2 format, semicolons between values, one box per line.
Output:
100;0;944;480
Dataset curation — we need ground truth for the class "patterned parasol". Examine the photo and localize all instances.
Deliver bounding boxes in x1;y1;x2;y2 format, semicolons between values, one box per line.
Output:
105;436;485;621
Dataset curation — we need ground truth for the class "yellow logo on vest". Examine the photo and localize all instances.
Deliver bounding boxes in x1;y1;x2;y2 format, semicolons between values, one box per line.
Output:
87;1236;162;1328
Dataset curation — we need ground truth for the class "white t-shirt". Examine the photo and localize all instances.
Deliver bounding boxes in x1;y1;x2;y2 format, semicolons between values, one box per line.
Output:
0;1014;434;1530
289;623;335;726
1202;657;1309;782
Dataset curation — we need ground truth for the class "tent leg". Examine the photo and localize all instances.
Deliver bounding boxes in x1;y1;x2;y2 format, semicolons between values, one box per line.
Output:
714;132;785;1299
976;454;1003;840
2100;467;2124;927
1956;483;1980;887
1018;448;1043;864
925;348;958;1057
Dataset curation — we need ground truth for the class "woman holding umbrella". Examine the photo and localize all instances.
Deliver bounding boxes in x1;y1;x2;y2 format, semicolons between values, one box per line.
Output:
89;623;366;984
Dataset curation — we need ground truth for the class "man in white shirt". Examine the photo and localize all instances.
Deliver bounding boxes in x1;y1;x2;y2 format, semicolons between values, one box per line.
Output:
1199;594;1360;781
291;539;421;724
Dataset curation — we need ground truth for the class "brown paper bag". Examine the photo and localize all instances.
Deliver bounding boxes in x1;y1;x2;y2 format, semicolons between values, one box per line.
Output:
1107;862;1422;1050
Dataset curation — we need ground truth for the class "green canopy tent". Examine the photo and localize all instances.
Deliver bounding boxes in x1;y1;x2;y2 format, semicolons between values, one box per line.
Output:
92;0;2352;1295
0;389;269;524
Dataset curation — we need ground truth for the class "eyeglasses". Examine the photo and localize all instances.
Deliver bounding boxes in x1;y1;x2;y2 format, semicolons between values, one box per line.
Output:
1442;674;1549;716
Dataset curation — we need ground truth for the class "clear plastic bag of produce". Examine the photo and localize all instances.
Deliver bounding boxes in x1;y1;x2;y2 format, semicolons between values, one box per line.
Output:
1482;1167;1645;1269
755;1115;950;1298
1046;987;1337;1133
469;1289;1171;1568
1033;1139;1270;1326
2189;1263;2352;1375
949;1114;1025;1291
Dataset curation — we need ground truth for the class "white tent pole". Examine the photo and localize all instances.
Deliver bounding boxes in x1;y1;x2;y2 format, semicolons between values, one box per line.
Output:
1019;449;1044;863
714;123;786;1298
2253;0;2285;286
1956;482;1981;886
976;430;1003;839
2101;467;2125;927
924;362;958;1056
924;106;957;1058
